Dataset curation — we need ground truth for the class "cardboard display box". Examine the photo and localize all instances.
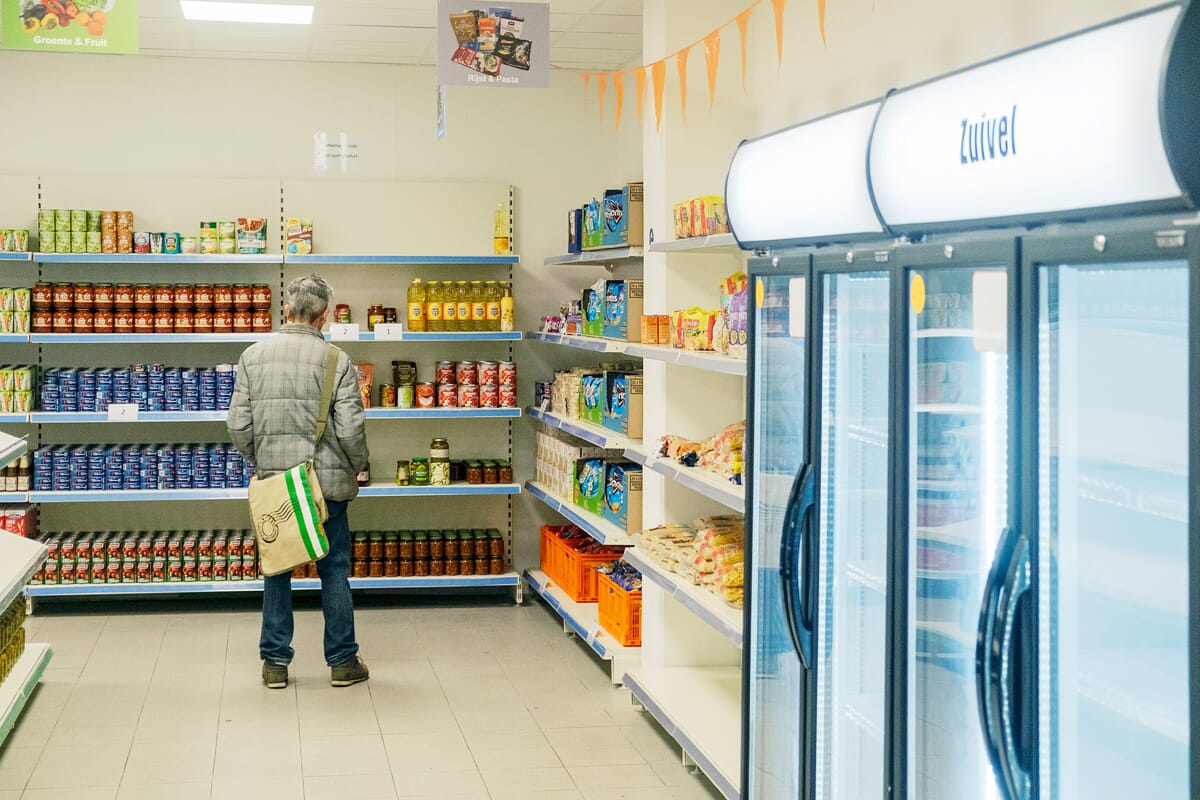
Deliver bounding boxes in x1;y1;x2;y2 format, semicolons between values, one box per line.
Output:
579;372;605;426
582;280;605;337
601;461;643;534
601;371;643;439
573;457;605;515
598;182;644;248
602;279;644;342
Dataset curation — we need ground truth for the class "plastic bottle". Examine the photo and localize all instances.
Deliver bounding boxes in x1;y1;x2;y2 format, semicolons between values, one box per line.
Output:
499;281;515;332
455;281;471;331
426;280;444;332
484;280;501;332
406;279;426;332
442;279;459;331
470;281;487;332
493;203;510;255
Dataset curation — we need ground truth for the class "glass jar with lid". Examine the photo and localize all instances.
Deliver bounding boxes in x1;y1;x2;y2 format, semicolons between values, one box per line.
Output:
444;531;460;561
384;531;400;560
498;461;513;484
429;532;445;560
399;532;415;560
429;438;451;486
368;531;384;560
483;461;499;484
466;461;483;485
414;532;430;560
352;532;368;561
411;457;430;485
488;530;504;558
473;530;489;559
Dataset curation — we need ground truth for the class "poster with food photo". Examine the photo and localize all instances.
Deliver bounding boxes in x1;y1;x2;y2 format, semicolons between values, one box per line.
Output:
1;0;138;53
436;2;549;89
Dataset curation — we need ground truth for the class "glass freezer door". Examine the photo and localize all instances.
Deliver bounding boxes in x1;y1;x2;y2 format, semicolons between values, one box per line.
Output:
815;269;889;800
747;272;807;799
1037;260;1189;799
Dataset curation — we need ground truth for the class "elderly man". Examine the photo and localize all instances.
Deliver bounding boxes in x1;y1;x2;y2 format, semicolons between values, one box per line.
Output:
228;274;370;689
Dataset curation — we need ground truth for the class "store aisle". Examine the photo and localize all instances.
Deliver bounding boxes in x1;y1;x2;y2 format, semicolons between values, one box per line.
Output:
0;600;721;800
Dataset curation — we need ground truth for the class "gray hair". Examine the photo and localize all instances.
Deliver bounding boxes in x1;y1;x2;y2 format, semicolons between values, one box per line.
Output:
286;274;333;323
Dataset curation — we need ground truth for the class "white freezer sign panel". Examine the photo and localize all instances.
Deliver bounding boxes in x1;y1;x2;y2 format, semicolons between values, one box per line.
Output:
870;6;1183;226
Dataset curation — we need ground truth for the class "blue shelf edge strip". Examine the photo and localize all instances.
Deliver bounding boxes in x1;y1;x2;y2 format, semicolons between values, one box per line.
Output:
325;332;523;342
34;254;281;265
0;253;31;262
364;408;521;419
286;254;519;265
623;673;740;800
523;569;610;659
357;483;521;497
524;481;628;545
527;407;628;449
27;484;520;502
25;574;520;597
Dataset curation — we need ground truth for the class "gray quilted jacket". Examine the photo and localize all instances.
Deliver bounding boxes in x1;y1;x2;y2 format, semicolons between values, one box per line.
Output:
227;324;369;501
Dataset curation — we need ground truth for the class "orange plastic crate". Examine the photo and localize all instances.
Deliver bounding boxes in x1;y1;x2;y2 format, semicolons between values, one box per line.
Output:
597;571;642;646
539;526;622;602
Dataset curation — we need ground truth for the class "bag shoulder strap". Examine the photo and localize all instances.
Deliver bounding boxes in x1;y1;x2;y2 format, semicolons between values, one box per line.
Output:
312;345;342;458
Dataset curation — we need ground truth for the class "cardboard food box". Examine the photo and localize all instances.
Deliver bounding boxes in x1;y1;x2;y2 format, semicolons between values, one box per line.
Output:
236;218;267;254
600;182;644;248
573;457;606;514
602;371;643;439
568;208;583;254
601;461;643;534
582;280;605;337
0;504;37;538
285;217;313;255
640;315;658;346
602;279;644;342
579;372;605;426
583;200;603;250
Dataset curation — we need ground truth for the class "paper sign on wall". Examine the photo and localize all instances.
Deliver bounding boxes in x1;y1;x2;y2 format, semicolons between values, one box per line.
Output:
436;1;549;89
2;0;138;53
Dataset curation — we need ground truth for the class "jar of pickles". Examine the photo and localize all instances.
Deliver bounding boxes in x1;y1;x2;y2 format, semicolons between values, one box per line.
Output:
430;438;450;486
411;457;430;485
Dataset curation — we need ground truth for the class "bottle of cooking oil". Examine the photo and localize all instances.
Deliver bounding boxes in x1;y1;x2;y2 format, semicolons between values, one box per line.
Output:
442;279;459;331
470;281;487;332
499;280;515;332
407;278;426;333
426;280;444;332
484;280;502;332
455;281;471;331
493;203;510;255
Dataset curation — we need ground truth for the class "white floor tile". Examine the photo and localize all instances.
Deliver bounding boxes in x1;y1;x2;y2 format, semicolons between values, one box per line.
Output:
481;765;577;794
121;739;216;785
19;787;118;800
305;772;399;799
115;781;210;800
25;743;130;789
210;776;305;800
569;763;666;790
0;745;40;791
391;769;488;797
301;734;390;777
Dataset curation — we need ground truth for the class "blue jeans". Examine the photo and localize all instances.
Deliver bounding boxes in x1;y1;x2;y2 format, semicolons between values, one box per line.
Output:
260;499;359;667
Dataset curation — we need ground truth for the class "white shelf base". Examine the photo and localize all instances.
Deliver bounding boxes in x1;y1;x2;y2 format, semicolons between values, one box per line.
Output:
524;481;634;546
528;406;640;450
525;569;639;685
624;666;741;800
0;535;49;617
623;447;744;512
648;233;741;254
623;547;742;647
0;644;53;746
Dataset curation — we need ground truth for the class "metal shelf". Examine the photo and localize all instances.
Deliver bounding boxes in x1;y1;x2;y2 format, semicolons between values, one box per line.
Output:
624;343;748;376
364;408;521;419
32;333;270;344
25;573;522;598
35;253;281;265
326;331;523;342
0;431;26;471
0;335;28;343
623;447;744;512
648;233;741;254
524;481;634;546
625;667;741;800
526;331;628;352
544;247;643;265
31;411;229;424
356;483;520;497
0;644;53;747
527;406;639;450
623;547;742;647
287;254;519;265
31;488;248;503
0;252;31;262
0;534;48;618
0;415;28;424
524;568;639;685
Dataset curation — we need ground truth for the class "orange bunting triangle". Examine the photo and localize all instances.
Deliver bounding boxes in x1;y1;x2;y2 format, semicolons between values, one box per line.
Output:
582;71;591;109
651;60;667;133
634;66;647;125
676;46;691;123
736;7;753;90
704;31;721;110
818;0;827;45
598;72;608;123
614;72;625;131
770;0;787;69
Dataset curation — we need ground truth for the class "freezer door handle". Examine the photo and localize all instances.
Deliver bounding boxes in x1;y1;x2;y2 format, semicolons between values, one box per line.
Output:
975;526;1033;800
779;463;816;670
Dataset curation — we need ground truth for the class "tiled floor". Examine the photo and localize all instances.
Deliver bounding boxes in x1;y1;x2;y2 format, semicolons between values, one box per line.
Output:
0;597;724;800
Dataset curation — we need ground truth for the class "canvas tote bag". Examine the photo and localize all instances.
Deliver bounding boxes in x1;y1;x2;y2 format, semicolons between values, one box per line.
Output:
249;346;341;577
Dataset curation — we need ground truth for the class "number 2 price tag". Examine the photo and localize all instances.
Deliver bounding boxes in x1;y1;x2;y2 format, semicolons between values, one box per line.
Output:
330;323;360;341
373;323;404;341
108;404;139;422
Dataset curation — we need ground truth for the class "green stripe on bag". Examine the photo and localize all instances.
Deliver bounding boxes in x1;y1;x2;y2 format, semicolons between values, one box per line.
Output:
296;466;329;557
285;467;320;562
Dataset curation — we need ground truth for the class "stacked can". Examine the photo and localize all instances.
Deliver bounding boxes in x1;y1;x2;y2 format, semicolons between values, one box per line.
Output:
0;366;34;413
0;228;30;253
427;359;517;409
41;364;236;413
199;222;237;255
0;288;32;335
38;209;112;255
34;443;250;492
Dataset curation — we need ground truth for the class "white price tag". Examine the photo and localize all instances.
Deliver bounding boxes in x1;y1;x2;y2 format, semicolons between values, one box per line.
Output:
374;323;404;341
330;323;360;341
108;404;139;422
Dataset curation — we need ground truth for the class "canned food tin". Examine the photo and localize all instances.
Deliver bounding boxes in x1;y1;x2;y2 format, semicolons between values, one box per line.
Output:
499;384;517;408
118;211;134;230
478;361;499;386
71;209;87;232
149;233;164;254
415;382;436;409
181;237;198;254
71;232;86;254
55;231;71;254
397;384;415;409
100;210;116;229
435;361;456;384
13;230;29;251
219;238;237;255
499;361;516;385
39;210;57;230
480;384;498;408
380;384;397;408
437;383;458;407
133;231;151;253
117;232;133;254
457;384;480;408
455;361;478;385
100;229;116;253
54;209;71;230
85;231;101;254
163;233;181;255
0;230;13;251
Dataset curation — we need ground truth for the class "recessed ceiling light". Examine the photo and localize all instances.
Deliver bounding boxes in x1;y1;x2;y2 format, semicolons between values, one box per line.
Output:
180;1;314;25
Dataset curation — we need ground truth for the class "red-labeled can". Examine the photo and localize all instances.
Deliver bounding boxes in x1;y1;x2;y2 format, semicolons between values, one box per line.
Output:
193;284;213;308
455;361;478;385
435;361;455;384
437;383;458;407
154;309;174;333
93;308;113;333
415;383;436;408
480;384;499;408
457;384;480;408
232;310;252;332
499;383;517;408
174;284;193;308
251;309;272;332
193;308;213;332
72;309;93;333
498;361;516;386
32;308;52;333
478;361;499;386
174;309;194;333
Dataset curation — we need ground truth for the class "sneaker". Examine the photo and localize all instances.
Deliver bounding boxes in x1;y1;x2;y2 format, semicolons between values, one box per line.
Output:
331;656;369;687
262;661;289;689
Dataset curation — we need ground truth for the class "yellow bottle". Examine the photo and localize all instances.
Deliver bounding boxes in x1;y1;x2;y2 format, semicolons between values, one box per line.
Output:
493;203;510;255
470;280;487;332
455;281;471;330
426;280;444;332
442;281;459;331
499;280;515;332
406;278;426;333
484;280;502;332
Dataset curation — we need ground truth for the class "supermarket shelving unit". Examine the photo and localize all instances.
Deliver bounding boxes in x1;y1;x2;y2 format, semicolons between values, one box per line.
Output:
543;247;643;266
0;532;52;746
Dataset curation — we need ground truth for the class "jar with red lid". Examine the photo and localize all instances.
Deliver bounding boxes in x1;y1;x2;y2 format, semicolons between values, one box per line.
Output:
251;283;272;309
193;308;214;332
52;308;72;333
174;284;193;308
251;309;272;333
193;284;213;308
154;309;174;333
92;308;113;333
72;283;93;308
134;309;154;333
52;282;74;308
114;309;135;333
93;283;114;308
133;283;154;307
232;310;252;332
366;304;384;332
213;309;233;332
32;309;52;333
114;283;135;309
154;283;174;308
72;309;93;333
232;284;253;310
174;309;194;333
32;282;52;309
213;284;233;309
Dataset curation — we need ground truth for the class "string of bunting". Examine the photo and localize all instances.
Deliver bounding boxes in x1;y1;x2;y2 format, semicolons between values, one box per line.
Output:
580;0;827;133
